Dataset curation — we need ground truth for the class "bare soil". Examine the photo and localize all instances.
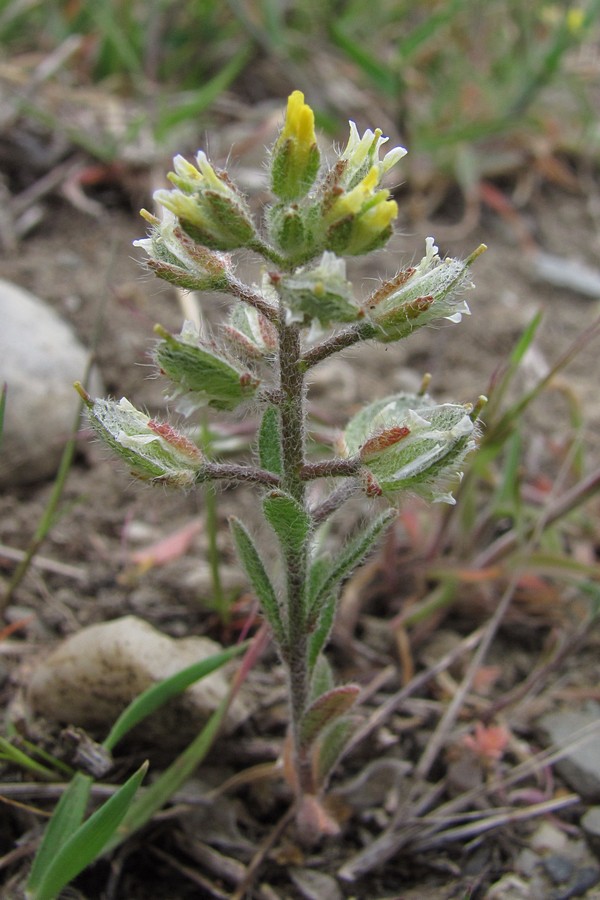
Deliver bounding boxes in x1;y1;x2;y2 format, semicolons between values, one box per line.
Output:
1;152;600;899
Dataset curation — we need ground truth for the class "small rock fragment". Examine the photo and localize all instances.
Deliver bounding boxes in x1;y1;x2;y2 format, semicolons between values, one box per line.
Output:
581;807;600;859
536;703;600;802
0;279;104;486
542;855;575;885
289;868;343;900
27;615;249;747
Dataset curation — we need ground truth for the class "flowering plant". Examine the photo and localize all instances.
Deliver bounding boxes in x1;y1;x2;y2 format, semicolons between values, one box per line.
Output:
79;91;485;837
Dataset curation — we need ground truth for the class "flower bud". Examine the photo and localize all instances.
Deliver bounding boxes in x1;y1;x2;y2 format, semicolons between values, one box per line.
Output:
153;152;256;251
271;91;320;202
366;239;486;342
345;393;480;504
154;322;260;413
222;304;277;360
267;202;307;255
276;252;361;327
134;211;231;291
77;388;203;486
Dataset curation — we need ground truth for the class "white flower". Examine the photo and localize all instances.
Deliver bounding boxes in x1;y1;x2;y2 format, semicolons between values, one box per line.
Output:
340;121;406;188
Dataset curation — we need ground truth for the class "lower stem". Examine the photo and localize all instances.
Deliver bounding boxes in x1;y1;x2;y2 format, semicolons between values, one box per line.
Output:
277;315;314;796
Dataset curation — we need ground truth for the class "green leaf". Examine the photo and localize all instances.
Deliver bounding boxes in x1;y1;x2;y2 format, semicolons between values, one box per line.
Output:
28;762;148;900
0;737;56;780
299;685;360;751
155;45;252;139
309;510;395;615
309;653;334;702
258;406;282;474
154;323;259;412
330;20;399;96
103;642;248;752
482;311;543;425
105;698;227;853
308;592;336;672
27;773;92;895
263;490;312;559
312;716;359;789
229;517;285;644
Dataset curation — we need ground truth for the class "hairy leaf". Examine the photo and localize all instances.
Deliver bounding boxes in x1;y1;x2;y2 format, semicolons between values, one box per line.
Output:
263;490;312;559
309;653;335;702
312;716;359;789
229;517;285;644
299;685;360;750
309;509;395;615
258;406;282;474
308;592;336;672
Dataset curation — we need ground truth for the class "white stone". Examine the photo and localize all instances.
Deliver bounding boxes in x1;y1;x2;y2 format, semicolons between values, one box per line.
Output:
27;615;249;746
0;279;103;486
536;702;600;802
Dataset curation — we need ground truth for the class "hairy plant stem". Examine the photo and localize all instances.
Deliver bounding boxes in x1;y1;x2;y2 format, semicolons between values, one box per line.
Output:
277;309;314;795
299;320;376;370
227;275;279;323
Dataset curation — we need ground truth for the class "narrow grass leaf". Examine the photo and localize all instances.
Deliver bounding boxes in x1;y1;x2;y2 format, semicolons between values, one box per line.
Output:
26;773;92;894
88;0;142;77
156;45;252;138
483;311;543;426
29;762;148;900
0;737;56;780
103;642;248;752
229;517;285;643
329;21;398;96
105;700;226;852
395;0;462;61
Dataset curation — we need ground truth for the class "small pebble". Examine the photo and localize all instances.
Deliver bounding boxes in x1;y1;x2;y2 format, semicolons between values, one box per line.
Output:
543;854;575;885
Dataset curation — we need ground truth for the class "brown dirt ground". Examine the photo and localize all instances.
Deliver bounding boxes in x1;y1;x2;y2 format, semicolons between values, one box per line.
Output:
1;153;600;899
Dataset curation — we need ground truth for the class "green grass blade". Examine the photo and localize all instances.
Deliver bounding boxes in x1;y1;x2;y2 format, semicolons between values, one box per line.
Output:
88;0;142;77
329;20;399;96
104;700;227;853
396;0;462;61
0;737;57;780
28;762;148;900
483;310;543;426
26;773;92;895
103;642;247;752
155;44;252;138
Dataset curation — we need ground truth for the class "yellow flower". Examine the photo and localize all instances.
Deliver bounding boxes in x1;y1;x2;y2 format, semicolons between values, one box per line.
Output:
279;90;316;151
324;166;398;255
271;91;320;201
327;166;380;219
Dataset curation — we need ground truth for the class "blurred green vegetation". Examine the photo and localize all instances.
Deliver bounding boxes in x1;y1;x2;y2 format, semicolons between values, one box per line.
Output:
2;0;600;173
